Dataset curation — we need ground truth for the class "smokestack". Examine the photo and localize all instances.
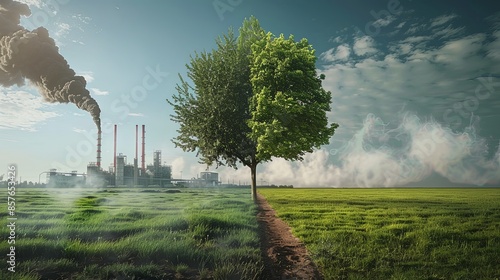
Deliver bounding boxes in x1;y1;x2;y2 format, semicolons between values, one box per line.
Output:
0;0;101;131
97;129;102;168
142;125;146;173
136;125;138;162
134;125;138;183
114;124;117;173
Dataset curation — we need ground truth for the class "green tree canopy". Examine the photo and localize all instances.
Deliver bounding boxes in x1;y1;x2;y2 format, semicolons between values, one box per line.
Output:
249;32;338;161
168;16;338;200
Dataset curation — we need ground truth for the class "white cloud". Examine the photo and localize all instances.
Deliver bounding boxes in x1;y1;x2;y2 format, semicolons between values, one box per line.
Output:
487;12;500;29
320;48;337;61
373;15;396;28
77;71;94;83
0;90;60;131
402;35;432;43
91;88;109;96
320;44;351;62
390;42;413;56
430;34;486;65
72;14;92;25
486;30;500;60
329;36;344;44
353;36;378;56
170;157;185;178
55;22;71;38
17;0;61;15
430;14;457;28
396;22;406;29
16;0;43;8
335;45;351;60
73;128;86;134
128;113;144;117
72;40;85;45
431;24;464;39
404;14;461;40
406;23;426;34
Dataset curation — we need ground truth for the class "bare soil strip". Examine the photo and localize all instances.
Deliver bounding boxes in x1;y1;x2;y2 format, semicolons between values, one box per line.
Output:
256;193;323;280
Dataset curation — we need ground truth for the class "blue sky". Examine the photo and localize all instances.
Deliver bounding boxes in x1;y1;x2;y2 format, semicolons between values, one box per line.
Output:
1;0;499;186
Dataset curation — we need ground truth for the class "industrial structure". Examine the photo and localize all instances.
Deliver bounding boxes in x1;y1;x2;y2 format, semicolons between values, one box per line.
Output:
200;172;219;186
46;169;86;188
46;124;220;188
85;124;174;187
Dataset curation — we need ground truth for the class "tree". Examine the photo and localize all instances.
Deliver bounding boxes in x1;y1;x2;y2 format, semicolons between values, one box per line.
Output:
168;17;338;201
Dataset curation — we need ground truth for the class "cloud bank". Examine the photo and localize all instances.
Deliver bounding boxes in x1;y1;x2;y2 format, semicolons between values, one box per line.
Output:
258;113;500;187
0;90;59;131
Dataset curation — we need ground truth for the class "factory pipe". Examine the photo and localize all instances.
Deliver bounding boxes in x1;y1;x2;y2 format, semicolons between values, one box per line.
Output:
136;125;138;161
114;124;117;172
142;125;145;173
134;124;139;184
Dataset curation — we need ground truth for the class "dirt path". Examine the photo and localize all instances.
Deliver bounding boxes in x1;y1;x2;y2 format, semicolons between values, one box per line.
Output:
256;193;323;280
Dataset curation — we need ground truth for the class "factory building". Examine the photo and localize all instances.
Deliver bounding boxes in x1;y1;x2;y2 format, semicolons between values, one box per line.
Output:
200;171;219;186
47;169;85;188
115;153;126;185
146;150;172;183
86;163;114;186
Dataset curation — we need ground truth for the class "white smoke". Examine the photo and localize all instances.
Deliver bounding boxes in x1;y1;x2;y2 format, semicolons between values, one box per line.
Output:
257;113;500;187
170;157;185;179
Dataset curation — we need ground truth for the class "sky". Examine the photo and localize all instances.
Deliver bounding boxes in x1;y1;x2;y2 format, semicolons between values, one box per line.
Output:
0;0;499;187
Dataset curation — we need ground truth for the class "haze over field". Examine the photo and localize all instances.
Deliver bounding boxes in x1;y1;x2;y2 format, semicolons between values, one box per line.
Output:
0;0;499;187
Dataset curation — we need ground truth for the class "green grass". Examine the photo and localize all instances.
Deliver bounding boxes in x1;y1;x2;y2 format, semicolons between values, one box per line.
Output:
0;187;263;280
259;188;500;280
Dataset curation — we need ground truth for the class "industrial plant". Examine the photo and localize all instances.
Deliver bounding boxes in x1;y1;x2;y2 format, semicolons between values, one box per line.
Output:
46;125;219;187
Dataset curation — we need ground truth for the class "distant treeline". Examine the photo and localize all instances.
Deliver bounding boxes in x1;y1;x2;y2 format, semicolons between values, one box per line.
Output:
0;181;46;188
266;184;294;188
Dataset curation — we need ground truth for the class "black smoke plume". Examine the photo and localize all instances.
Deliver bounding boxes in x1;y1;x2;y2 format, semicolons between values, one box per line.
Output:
0;0;101;130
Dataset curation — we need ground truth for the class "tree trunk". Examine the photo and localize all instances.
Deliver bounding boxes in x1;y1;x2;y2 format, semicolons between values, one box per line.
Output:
250;162;257;201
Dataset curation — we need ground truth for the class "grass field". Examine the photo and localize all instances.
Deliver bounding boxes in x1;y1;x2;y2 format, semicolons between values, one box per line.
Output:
0;187;263;280
258;188;500;280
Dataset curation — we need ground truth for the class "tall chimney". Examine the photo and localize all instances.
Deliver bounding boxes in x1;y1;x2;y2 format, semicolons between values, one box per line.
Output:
114;124;117;173
142;125;146;172
134;124;139;185
97;129;102;168
135;125;138;162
